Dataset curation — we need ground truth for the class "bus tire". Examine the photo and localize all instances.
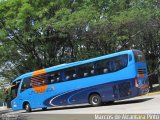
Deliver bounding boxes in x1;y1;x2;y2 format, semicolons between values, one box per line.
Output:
24;102;32;112
89;94;102;107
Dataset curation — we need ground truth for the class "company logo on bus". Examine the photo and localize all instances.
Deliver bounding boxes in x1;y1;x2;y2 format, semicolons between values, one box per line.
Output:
31;69;48;93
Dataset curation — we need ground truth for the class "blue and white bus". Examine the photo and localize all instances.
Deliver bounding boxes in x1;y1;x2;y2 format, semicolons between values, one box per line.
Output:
10;50;149;112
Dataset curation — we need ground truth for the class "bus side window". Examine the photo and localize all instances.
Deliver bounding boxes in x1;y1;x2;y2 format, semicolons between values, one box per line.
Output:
47;74;56;84
78;63;95;78
108;60;114;72
56;72;62;82
47;72;62;84
114;58;123;71
21;78;31;92
88;63;95;76
113;55;128;71
96;60;109;75
78;65;86;78
122;54;128;67
64;68;77;81
89;63;95;75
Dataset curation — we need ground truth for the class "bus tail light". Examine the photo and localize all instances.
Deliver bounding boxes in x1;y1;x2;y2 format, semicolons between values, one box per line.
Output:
135;76;139;87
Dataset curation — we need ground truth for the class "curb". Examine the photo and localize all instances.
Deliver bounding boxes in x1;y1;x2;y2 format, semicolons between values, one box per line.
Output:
144;91;160;96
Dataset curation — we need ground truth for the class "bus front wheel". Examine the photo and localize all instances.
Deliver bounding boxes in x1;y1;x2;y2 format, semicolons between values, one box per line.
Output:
89;94;102;107
24;103;32;112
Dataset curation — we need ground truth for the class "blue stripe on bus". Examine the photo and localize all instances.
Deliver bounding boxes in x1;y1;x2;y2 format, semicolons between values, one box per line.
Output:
43;78;138;107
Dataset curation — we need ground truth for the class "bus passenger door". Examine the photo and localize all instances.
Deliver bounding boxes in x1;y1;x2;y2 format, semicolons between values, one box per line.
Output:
10;80;22;110
18;77;33;108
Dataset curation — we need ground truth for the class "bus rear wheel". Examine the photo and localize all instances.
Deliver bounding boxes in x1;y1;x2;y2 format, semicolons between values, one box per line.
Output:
25;103;32;112
89;94;102;107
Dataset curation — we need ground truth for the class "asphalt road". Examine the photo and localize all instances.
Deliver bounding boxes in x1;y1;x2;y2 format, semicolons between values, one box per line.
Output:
2;93;160;120
22;93;160;114
7;94;160;114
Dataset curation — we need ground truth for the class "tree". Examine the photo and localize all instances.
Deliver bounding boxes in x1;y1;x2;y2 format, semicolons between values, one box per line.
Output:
0;0;159;84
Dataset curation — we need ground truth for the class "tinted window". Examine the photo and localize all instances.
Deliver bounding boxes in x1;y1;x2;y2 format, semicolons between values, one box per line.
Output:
96;54;128;74
64;68;77;81
28;55;128;85
47;72;62;84
78;63;95;78
96;59;111;74
113;54;128;71
21;78;32;92
11;80;21;99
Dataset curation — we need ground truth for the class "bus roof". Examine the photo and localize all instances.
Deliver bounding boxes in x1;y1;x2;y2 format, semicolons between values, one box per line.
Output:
12;50;133;83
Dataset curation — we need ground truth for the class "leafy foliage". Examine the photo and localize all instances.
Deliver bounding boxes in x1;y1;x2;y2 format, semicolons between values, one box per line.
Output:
0;0;159;85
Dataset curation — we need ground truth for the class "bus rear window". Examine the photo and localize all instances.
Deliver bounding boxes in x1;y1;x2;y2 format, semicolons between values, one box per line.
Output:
134;51;145;62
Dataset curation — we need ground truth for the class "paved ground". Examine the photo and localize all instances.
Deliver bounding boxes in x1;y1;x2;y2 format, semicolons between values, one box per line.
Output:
2;92;160;120
26;94;160;114
6;92;160;114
